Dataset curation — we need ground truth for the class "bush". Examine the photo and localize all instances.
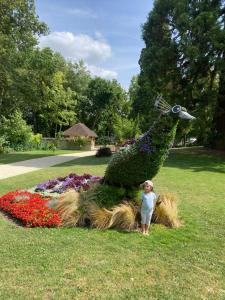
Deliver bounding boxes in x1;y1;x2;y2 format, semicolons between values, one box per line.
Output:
113;115;141;144
97;136;113;147
72;137;90;147
95;147;112;157
30;133;43;149
0;136;10;154
48;141;57;152
40;139;58;151
61;137;90;150
0;110;33;151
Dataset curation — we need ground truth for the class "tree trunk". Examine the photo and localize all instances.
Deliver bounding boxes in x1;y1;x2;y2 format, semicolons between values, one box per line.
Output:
211;61;225;149
92;112;101;130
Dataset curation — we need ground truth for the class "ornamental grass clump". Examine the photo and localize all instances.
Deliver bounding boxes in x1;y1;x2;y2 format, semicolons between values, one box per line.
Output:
110;202;138;231
85;201;138;231
56;186;139;231
152;193;181;228
56;190;83;227
87;201;113;229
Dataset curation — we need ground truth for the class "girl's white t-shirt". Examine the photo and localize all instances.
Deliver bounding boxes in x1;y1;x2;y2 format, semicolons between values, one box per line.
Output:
141;192;157;211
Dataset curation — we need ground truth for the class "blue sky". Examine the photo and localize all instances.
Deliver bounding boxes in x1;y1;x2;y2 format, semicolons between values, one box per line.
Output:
36;0;153;89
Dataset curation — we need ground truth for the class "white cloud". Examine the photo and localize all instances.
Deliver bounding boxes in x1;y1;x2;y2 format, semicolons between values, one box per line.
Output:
39;31;117;80
39;31;111;64
87;65;117;80
65;8;97;18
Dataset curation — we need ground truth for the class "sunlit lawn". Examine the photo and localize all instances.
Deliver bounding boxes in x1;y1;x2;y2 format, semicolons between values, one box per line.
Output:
0;148;224;299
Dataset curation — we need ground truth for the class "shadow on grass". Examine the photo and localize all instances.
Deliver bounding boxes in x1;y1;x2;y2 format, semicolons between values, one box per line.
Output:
0;153;57;164
0;151;80;165
0;209;23;227
0;153;109;169
164;148;225;174
57;156;111;167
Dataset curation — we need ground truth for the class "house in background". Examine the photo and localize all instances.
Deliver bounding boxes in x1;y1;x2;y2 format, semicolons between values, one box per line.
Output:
62;123;97;150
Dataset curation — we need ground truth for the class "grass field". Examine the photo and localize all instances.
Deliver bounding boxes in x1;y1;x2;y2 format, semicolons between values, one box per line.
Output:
0;148;224;299
0;149;81;164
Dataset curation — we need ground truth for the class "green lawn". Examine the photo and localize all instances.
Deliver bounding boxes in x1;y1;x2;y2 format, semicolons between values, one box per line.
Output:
0;149;82;164
0;148;225;299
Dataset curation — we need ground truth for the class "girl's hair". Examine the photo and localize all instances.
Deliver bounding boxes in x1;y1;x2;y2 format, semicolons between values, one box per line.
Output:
140;181;154;191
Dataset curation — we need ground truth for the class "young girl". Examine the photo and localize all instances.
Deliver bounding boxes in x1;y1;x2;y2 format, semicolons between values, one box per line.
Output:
140;180;157;235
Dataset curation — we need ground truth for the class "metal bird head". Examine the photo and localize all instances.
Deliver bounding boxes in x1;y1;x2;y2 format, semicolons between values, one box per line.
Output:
154;96;196;120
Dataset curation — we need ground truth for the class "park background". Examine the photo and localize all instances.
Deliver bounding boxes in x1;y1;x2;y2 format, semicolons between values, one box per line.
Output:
0;1;225;299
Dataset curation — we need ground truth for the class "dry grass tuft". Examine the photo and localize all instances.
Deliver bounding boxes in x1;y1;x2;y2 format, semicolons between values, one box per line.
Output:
85;201;138;231
110;202;138;231
56;190;82;227
152;193;182;228
55;186;181;231
86;201;113;229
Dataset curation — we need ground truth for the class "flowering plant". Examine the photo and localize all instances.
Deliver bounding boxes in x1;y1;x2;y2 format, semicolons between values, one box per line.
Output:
121;139;137;147
0;191;61;227
35;173;102;194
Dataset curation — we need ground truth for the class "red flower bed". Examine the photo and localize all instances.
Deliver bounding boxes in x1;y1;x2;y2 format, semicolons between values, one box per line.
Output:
0;191;61;227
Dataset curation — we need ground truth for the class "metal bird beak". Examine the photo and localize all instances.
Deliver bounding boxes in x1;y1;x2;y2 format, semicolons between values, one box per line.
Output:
179;111;196;120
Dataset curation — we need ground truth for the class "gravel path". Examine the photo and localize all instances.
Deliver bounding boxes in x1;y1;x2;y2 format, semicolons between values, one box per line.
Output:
0;151;94;180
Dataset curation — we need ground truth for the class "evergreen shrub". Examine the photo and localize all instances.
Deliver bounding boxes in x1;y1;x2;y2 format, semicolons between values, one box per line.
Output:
95;147;112;157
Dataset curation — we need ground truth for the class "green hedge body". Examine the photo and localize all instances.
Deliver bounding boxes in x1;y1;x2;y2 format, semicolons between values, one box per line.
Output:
86;183;142;209
105;117;178;187
91;184;126;208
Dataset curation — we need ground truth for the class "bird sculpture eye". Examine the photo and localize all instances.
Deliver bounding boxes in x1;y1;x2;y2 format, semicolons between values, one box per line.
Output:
171;105;182;113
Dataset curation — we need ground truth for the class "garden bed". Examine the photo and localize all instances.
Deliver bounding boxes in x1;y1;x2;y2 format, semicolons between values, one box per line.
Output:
0;173;103;228
0;191;61;227
0;172;181;230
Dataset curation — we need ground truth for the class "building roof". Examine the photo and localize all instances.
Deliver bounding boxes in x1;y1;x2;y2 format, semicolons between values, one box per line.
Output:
63;123;97;138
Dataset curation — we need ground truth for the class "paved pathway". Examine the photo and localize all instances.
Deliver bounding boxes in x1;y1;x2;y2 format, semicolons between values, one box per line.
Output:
0;151;95;180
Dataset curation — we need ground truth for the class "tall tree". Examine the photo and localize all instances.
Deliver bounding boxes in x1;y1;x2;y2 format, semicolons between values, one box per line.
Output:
0;0;48;117
40;71;76;136
78;77;128;136
65;60;91;96
210;2;225;149
13;48;68;134
136;0;225;148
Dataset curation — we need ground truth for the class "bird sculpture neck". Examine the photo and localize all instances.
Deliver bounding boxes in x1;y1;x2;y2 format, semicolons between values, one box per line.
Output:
135;115;179;155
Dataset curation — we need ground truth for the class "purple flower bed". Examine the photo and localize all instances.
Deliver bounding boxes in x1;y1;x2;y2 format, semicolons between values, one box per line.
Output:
35;173;102;194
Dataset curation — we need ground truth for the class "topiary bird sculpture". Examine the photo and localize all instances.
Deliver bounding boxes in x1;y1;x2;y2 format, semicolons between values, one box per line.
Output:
105;96;195;187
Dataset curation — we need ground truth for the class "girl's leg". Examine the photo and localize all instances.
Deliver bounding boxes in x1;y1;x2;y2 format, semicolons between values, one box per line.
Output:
145;224;150;235
145;209;153;235
141;210;146;234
